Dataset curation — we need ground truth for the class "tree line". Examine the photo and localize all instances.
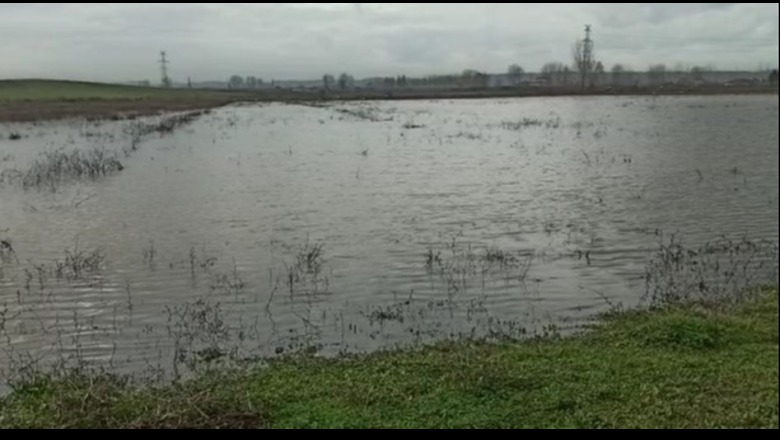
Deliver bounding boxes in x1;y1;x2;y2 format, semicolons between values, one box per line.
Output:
224;31;777;91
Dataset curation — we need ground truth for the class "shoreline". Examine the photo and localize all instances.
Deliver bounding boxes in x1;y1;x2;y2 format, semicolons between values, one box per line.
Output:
1;83;777;124
1;286;776;428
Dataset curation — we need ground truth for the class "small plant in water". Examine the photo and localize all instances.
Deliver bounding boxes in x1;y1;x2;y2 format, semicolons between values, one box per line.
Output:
55;247;105;281
0;237;20;264
142;241;157;270
643;233;779;308
21;147;124;189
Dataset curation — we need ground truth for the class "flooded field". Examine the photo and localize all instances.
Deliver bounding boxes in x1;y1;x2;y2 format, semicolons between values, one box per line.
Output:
1;95;778;382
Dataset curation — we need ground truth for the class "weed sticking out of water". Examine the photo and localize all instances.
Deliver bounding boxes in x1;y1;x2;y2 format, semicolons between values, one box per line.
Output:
425;237;537;298
142;241;157;270
333;106;392;123
211;259;246;296
275;240;329;300
1;238;16;256
7;244;105;294
643;233;779;308
185;246;218;279
499;117;562;131
55;246;105;281
165;298;232;378
124;111;206;139
19;147;124;189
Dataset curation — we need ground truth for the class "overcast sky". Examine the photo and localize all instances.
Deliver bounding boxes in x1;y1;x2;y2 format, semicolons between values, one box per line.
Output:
1;3;777;83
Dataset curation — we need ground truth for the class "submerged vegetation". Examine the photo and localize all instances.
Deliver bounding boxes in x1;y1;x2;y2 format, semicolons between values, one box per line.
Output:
20;147;124;189
0;230;776;428
0;285;775;428
1;110;207;190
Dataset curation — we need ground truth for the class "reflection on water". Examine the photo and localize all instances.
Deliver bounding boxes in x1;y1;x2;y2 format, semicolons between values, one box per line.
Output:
1;95;778;379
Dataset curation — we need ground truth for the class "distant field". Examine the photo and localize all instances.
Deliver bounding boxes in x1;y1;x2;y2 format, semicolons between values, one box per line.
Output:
0;79;248;122
1;78;776;123
0;79;235;102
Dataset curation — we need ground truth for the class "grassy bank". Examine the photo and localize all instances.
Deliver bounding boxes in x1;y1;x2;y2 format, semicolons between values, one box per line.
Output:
0;286;776;429
0;80;244;123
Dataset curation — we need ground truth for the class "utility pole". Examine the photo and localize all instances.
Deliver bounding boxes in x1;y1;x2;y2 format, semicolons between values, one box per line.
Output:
583;25;594;88
160;51;171;88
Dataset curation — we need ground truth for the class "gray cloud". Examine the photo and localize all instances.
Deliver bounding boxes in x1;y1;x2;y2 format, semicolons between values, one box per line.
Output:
1;3;777;83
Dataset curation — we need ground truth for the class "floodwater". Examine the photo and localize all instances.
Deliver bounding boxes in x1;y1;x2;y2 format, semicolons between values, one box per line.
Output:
0;95;778;379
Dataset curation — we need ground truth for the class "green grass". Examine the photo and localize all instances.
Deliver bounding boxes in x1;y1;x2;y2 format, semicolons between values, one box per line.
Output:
0;79;234;102
0;287;777;428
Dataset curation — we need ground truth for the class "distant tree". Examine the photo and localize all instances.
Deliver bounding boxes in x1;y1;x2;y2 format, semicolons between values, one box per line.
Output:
690;66;708;82
461;69;488;88
246;76;258;89
187;77;192;89
611;64;627;85
592;61;604;86
770;69;779;84
647;64;667;84
611;64;627;74
229;75;244;89
338;73;353;90
573;39;596;89
541;62;564;75
562;66;571;85
541;62;566;84
508;64;524;86
323;74;335;91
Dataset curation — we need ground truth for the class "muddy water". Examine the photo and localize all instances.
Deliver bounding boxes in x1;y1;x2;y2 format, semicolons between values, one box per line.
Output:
0;95;778;379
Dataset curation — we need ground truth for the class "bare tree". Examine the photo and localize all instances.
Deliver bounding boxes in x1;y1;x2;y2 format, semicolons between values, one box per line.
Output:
540;62;566;84
508;64;524;86
461;69;488;88
541;62;565;75
563;66;571;85
689;66;709;83
246;76;257;89
647;64;667;85
323;74;335;91
572;39;596;89
229;75;244;89
338;73;353;90
593;61;604;87
611;64;627;86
